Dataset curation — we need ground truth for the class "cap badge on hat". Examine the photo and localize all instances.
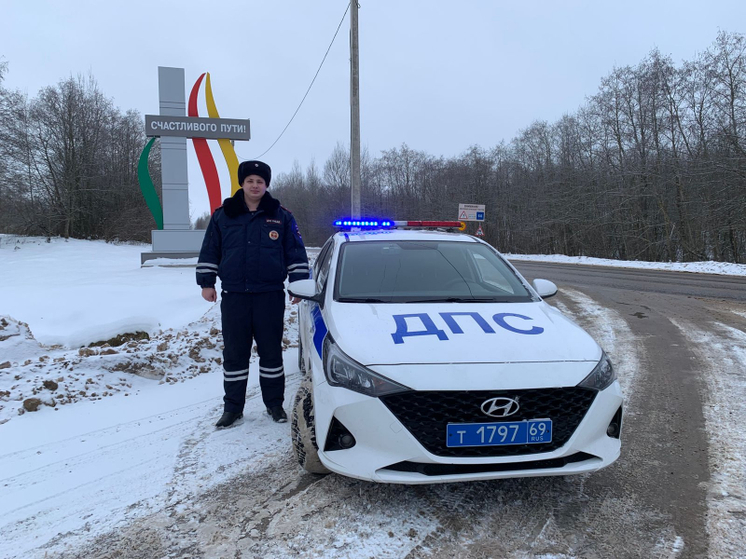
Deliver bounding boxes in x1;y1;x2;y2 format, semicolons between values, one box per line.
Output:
269;230;279;241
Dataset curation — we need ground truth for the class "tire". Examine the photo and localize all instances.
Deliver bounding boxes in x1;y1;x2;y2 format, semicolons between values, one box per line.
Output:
291;376;331;475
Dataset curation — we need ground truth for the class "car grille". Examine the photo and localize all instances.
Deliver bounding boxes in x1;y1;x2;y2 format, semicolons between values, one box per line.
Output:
379;388;597;457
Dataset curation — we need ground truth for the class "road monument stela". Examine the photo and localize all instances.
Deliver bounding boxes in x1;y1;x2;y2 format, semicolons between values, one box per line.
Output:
138;67;250;264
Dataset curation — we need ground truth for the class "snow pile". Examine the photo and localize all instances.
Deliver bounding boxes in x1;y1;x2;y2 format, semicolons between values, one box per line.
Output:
1;235;207;348
0;235;308;426
505;252;746;276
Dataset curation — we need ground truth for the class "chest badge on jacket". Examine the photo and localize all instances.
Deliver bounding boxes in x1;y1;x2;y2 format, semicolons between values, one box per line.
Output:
269;230;279;241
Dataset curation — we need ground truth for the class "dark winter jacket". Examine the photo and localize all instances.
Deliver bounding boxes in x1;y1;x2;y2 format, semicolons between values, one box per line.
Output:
196;190;309;292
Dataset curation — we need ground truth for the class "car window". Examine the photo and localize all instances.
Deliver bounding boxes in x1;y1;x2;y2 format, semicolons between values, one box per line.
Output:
473;253;513;292
334;240;532;303
314;238;334;290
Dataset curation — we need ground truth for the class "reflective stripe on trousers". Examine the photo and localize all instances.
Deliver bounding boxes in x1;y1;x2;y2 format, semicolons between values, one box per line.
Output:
220;290;286;413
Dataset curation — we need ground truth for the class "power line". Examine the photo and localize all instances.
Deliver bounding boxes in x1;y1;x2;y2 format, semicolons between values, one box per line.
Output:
240;3;351;162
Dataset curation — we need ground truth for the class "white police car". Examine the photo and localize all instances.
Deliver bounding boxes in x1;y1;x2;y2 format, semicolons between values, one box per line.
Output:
288;221;623;484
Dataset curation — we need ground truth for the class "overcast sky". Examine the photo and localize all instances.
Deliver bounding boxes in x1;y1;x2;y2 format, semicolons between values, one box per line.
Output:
3;0;745;218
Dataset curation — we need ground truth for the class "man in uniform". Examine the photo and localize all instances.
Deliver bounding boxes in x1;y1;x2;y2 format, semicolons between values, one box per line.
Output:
196;160;309;427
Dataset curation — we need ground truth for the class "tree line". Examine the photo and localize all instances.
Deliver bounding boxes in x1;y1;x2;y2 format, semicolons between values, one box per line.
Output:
272;31;746;262
0;63;160;241
2;30;745;262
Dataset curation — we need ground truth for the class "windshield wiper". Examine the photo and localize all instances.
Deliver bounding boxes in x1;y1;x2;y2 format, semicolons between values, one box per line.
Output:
338;297;390;303
405;297;513;303
405;297;467;303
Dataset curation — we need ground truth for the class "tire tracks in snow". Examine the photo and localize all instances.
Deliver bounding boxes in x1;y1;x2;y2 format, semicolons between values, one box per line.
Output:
16;373;303;559
553;288;640;401
555;287;716;557
0;396;219;479
163;372;304;508
670;317;746;559
0;396;222;558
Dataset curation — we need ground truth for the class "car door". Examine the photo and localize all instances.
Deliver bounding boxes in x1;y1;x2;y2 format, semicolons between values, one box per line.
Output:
299;238;334;370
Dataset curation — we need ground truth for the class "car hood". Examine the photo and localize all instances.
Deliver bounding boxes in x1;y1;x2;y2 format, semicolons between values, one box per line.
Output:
327;301;600;366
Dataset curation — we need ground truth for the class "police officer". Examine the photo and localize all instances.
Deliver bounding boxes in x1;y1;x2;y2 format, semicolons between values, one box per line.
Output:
196;160;309;427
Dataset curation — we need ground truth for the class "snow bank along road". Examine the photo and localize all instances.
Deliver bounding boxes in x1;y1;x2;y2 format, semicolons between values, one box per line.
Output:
2;261;746;558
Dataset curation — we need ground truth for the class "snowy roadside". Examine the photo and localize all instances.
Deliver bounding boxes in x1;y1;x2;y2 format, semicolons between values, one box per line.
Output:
504;252;746;277
0;235;313;426
0;235;311;557
671;319;746;559
0;349;306;558
0;304;300;426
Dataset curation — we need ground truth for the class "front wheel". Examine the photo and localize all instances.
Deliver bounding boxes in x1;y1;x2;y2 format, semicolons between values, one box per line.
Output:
291;376;330;475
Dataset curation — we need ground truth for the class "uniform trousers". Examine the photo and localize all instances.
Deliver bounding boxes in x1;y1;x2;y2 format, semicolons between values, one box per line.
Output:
220;290;285;413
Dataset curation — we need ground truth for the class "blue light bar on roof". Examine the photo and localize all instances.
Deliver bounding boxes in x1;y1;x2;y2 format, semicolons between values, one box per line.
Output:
333;218;394;228
333;219;466;230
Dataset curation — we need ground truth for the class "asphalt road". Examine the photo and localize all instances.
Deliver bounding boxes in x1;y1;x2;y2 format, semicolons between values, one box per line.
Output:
512;260;746;302
67;261;746;559
510;260;746;559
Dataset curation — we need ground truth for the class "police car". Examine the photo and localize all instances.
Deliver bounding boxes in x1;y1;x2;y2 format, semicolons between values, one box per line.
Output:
288;220;623;484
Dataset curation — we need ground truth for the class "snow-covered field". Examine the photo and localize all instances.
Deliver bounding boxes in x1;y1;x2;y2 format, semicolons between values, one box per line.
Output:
2;234;746;558
1;235;311;558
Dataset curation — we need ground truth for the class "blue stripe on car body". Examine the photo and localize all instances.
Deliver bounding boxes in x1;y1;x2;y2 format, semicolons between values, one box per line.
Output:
312;304;328;357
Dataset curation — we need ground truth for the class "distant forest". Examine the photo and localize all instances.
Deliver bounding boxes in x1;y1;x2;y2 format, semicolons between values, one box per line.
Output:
3;31;746;262
0;64;160;242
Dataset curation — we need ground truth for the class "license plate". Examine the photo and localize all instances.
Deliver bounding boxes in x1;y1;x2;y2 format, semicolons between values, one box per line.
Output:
446;419;553;447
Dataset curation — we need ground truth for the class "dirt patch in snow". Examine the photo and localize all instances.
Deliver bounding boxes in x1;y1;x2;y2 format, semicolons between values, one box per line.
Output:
0;304;301;425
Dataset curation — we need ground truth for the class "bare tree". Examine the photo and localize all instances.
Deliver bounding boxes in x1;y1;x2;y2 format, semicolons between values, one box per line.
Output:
0;69;158;241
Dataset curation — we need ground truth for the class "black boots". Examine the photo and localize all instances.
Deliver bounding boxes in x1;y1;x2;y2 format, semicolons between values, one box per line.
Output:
215;408;286;426
267;406;288;423
215;411;243;428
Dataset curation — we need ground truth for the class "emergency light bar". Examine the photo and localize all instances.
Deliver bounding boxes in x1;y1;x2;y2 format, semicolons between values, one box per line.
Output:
333;219;466;231
333;219;394;227
397;221;466;229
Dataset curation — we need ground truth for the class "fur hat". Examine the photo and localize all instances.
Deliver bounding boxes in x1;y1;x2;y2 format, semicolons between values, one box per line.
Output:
238;160;271;187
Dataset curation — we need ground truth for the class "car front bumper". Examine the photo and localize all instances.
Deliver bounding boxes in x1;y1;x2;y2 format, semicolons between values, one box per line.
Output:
313;380;623;484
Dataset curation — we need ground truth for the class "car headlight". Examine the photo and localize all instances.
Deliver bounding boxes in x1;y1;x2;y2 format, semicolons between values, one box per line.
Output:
323;335;410;397
578;351;616;391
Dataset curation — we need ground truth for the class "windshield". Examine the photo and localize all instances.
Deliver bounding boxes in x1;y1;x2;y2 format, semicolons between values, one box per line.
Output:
334;240;534;303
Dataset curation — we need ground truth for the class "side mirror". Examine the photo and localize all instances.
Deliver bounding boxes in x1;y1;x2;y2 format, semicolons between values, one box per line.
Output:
532;278;558;299
288;279;322;303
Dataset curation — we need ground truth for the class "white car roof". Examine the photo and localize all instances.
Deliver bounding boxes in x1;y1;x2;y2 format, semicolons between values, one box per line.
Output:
333;229;479;244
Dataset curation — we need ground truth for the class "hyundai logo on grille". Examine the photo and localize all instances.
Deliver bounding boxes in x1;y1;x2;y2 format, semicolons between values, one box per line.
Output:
481;397;520;418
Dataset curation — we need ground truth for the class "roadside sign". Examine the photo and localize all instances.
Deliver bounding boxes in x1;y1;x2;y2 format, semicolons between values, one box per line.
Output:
458;203;485;222
476;225;484;236
145;115;251;141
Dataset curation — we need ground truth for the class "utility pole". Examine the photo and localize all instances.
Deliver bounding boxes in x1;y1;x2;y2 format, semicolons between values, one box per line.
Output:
350;1;361;220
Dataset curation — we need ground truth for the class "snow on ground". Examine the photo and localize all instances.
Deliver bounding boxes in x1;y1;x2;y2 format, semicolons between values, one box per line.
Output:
1;234;744;557
0;234;315;558
0;235;207;348
0;235;310;426
505;252;746;277
551;289;641;400
670;319;746;559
